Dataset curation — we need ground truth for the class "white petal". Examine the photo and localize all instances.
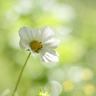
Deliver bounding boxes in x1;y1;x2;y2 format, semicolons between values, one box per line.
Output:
41;27;55;42
19;27;33;42
19;40;30;50
41;55;50;63
30;29;37;39
34;29;42;40
43;38;60;49
41;50;59;63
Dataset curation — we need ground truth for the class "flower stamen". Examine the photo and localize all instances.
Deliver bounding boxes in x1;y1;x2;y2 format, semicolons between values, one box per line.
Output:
30;40;43;53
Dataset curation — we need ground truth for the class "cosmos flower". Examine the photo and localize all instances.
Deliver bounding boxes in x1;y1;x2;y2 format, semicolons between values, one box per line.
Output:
19;26;59;63
38;81;62;96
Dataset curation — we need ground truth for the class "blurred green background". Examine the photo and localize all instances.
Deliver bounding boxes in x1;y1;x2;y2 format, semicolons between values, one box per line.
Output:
0;0;96;96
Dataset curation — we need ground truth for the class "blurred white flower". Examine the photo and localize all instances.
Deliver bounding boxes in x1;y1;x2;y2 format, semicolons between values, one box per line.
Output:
19;26;59;63
41;0;75;22
45;81;62;96
52;4;75;22
68;66;83;83
14;0;33;15
50;81;62;96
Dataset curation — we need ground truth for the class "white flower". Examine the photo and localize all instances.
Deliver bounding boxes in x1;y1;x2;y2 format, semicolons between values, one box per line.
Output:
19;26;59;63
50;81;62;96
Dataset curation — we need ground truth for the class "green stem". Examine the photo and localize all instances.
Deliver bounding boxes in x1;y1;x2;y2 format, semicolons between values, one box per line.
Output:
12;52;31;96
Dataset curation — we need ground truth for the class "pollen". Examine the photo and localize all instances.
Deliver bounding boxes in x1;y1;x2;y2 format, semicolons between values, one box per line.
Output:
30;40;43;53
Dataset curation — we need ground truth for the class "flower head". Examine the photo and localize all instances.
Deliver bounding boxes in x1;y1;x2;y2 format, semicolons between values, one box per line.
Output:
19;26;59;63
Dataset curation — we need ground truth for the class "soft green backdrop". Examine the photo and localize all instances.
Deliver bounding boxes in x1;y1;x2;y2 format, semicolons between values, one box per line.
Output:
0;0;96;96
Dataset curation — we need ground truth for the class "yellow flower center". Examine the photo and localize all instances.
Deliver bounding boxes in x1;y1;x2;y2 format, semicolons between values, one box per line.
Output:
30;40;43;53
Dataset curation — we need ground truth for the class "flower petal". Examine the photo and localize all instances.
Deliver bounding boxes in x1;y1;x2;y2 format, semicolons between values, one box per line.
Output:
30;29;37;39
19;40;30;50
34;29;42;41
41;27;55;42
41;50;59;63
19;27;32;42
43;38;60;49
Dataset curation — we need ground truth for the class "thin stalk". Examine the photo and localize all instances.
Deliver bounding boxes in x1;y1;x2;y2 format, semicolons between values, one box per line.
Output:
12;52;31;96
